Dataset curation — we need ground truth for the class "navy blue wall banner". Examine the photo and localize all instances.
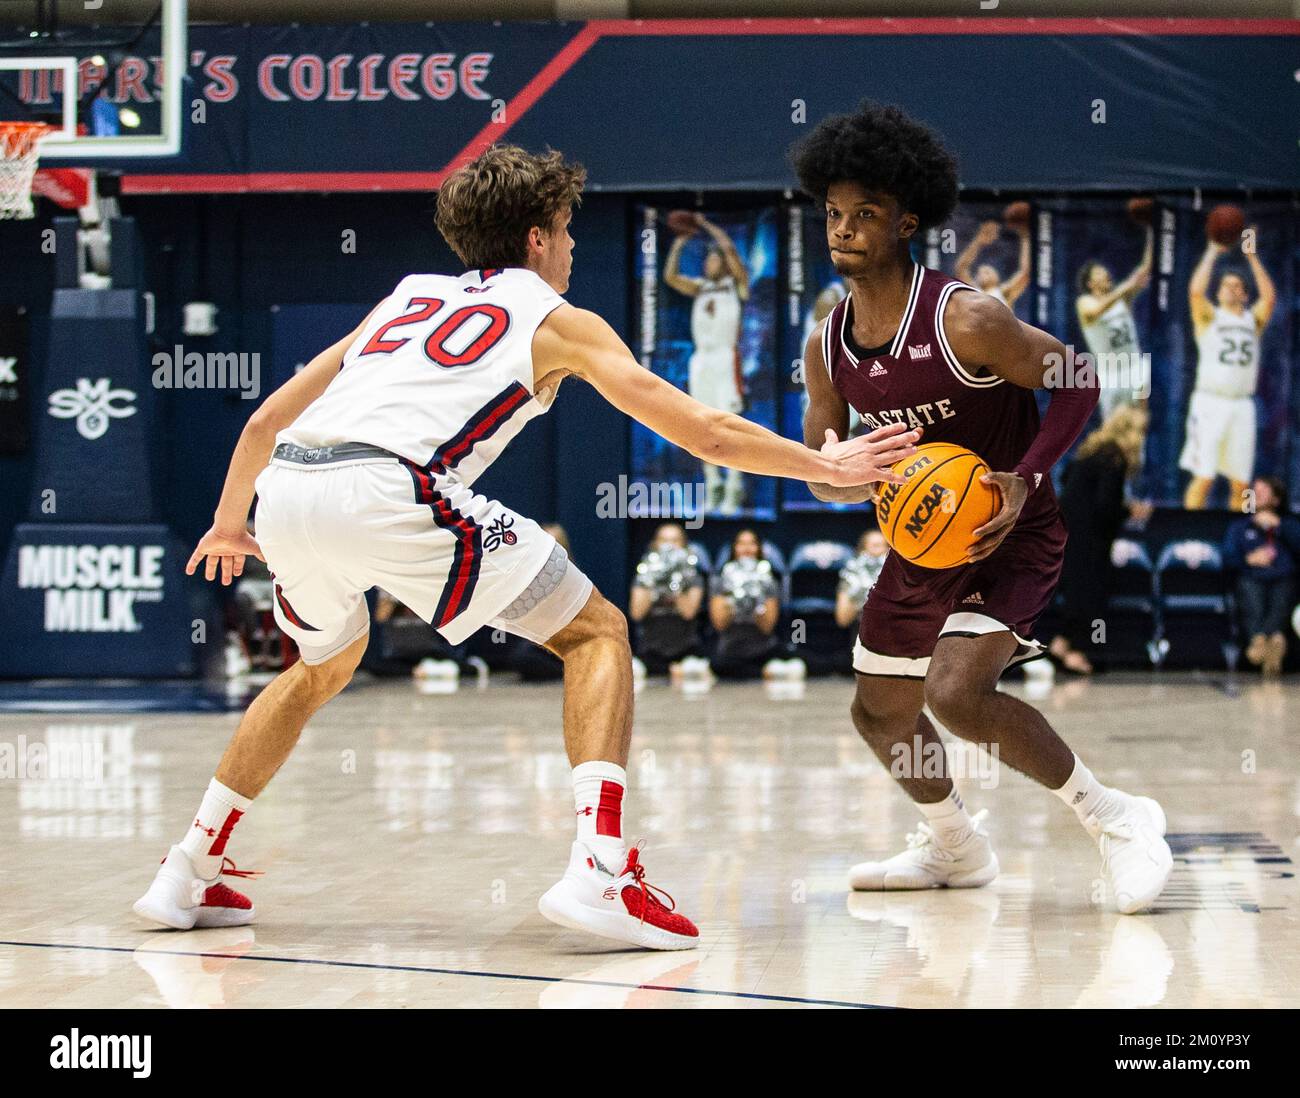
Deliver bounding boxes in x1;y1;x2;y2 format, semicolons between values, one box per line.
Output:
782;203;865;514
1147;198;1295;510
1292;224;1300;501
0;524;207;678
633;205;779;522
1040;195;1158;494
31;288;158;524
270;302;372;391
2;20;1292;192
0;305;29;455
924;201;1035;324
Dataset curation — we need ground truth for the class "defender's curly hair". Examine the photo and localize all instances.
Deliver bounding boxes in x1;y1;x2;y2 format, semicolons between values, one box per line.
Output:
436;144;586;269
791;102;960;231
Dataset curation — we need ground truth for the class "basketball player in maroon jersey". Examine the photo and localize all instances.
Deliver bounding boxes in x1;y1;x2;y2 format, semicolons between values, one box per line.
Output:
794;103;1172;914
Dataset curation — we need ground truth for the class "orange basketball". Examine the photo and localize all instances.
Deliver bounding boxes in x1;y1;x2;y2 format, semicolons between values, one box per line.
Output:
665;209;701;236
1206;203;1245;246
874;443;1000;569
1002;200;1031;227
1127;196;1154;225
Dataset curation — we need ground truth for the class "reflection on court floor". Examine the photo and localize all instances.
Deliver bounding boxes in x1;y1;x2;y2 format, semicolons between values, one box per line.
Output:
0;673;1295;1008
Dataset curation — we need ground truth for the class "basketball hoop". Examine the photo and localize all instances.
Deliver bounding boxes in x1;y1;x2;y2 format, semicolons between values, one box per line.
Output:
0;122;55;220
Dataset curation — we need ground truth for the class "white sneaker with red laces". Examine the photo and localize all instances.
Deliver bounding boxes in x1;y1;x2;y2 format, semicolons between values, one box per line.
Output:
133;845;261;930
538;842;699;951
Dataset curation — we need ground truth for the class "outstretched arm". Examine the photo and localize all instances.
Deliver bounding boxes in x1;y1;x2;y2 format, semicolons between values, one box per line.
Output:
1000;224;1031;306
1243;229;1276;331
943;293;1098;562
699;217;750;301
663;235;700;297
1188;241;1223;332
956;220;999;285
1122;228;1154;304
533;305;918;488
802;321;882;503
188;307;377;584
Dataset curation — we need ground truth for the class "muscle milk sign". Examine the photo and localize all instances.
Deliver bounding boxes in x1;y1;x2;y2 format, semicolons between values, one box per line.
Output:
17;543;165;633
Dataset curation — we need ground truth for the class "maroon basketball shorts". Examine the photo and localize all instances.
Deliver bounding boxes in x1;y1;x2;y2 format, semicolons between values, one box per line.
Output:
854;506;1068;678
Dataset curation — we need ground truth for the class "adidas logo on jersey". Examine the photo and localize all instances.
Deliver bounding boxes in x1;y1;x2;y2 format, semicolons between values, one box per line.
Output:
906;343;932;361
961;592;985;606
868;360;888;378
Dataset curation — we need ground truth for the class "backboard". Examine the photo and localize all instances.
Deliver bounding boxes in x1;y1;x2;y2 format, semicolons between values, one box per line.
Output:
0;0;186;160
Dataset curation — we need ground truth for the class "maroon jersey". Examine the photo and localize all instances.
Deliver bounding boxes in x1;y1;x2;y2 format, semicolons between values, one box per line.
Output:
822;264;1058;524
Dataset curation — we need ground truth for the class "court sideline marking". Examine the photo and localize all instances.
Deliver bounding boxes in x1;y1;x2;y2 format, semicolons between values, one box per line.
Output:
0;939;886;1009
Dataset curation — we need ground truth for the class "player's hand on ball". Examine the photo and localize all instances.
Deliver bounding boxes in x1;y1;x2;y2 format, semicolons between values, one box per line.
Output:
821;423;921;487
966;471;1028;563
187;524;265;586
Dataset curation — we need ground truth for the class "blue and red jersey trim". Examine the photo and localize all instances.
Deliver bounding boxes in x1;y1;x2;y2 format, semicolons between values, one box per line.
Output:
274;582;320;631
404;463;483;630
427;381;531;475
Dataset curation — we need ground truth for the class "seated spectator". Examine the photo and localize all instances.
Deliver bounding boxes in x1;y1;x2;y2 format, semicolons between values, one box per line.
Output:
1050;405;1152;674
232;517;279;670
836;529;889;628
371;587;469;676
709;529;780;680
630;522;705;674
1222;477;1300;675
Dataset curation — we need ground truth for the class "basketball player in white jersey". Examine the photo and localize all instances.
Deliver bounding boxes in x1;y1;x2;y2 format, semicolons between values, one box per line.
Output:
799;280;863;437
132;145;918;950
1180;230;1276;511
955;219;1030;310
664;217;749;513
1075;231;1152;421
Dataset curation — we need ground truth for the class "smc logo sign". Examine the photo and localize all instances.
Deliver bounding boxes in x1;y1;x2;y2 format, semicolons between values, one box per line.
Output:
48;378;137;440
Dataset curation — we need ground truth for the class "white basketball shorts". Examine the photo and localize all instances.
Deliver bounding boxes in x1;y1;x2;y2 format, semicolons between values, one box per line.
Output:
253;457;591;664
688;346;743;414
1178;390;1256;484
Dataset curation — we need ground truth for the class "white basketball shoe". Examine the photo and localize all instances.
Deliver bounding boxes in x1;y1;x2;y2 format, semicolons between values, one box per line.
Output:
1084;793;1172;915
849;809;999;891
538;842;699;951
133;846;261;929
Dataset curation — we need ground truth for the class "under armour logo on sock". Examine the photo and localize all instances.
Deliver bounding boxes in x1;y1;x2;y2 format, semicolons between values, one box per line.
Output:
1072;791;1087;805
193;819;217;837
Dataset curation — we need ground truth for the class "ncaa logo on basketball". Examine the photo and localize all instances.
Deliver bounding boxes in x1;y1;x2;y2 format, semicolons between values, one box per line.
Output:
904;482;953;539
875;453;933;527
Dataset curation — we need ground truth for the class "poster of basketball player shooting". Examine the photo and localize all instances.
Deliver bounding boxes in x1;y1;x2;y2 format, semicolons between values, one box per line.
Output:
782;202;864;512
1145;197;1293;510
632;206;779;521
1047;196;1156;424
1036;195;1157;494
925;199;1035;323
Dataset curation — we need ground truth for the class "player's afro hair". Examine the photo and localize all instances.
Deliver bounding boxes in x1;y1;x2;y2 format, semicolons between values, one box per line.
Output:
791;102;960;231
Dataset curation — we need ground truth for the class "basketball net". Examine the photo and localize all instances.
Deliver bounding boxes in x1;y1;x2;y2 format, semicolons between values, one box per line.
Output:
0;122;55;220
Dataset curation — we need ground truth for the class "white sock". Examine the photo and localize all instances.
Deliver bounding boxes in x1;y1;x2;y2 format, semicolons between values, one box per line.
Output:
178;778;252;879
572;761;627;871
1052;754;1119;823
917;787;974;846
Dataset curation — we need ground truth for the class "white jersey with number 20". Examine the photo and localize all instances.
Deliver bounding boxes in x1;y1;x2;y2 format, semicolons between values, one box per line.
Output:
280;267;566;485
